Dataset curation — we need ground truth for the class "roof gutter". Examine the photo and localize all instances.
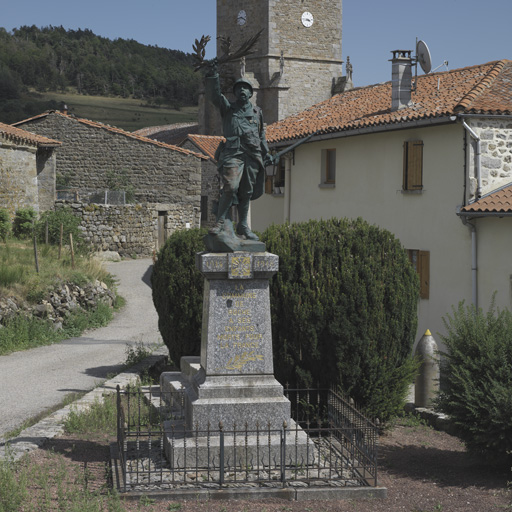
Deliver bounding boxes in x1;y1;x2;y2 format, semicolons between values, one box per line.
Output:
269;115;457;149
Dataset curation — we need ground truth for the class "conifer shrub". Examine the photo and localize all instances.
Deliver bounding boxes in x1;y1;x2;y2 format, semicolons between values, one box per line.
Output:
151;228;206;365
0;209;10;242
12;208;36;238
262;218;419;421
436;300;512;463
152;219;419;421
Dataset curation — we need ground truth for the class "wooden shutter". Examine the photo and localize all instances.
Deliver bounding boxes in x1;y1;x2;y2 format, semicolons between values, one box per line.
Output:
265;175;273;194
403;141;423;190
418;250;430;299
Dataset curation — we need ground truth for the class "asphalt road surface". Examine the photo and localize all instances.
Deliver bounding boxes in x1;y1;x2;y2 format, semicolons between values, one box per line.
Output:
0;258;163;438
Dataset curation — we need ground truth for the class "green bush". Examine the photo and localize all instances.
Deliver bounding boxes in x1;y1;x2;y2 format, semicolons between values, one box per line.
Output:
152;219;419;421
436;300;512;463
12;208;36;238
263;219;419;421
36;207;82;247
0;208;10;242
151;228;206;365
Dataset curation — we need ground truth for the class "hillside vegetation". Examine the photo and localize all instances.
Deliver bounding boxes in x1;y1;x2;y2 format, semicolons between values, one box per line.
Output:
0;25;201;126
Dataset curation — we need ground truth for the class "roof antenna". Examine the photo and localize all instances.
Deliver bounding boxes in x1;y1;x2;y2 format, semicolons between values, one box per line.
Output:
412;38;432;91
431;60;449;73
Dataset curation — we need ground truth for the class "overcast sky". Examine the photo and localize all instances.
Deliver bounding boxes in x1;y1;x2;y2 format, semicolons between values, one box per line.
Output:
2;0;511;87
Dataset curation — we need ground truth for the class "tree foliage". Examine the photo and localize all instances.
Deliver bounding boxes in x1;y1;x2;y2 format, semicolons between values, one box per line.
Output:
0;25;200;123
12;208;36;238
0;209;10;242
437;300;512;464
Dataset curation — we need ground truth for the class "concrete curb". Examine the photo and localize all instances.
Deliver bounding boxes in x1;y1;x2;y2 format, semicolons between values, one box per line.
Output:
404;402;457;436
0;345;169;461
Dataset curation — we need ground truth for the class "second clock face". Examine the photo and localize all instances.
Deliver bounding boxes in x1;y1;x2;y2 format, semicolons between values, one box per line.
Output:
237;10;247;26
301;11;314;27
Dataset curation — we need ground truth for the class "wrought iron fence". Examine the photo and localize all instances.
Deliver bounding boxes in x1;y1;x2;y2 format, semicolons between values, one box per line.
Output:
116;385;378;492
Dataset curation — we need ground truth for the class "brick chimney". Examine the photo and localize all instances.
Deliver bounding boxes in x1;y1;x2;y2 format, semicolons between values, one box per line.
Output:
390;50;413;111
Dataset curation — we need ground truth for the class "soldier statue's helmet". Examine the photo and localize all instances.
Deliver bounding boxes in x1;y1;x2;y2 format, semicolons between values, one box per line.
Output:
233;78;253;96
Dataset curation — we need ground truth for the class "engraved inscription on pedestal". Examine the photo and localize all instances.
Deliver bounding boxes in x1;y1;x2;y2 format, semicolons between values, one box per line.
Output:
202;279;273;376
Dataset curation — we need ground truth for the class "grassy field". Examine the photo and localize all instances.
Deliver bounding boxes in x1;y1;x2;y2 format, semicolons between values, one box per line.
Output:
33;91;198;132
0;240;119;355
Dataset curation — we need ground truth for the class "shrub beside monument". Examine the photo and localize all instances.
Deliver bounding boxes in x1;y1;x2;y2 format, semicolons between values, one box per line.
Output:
152;218;420;422
437;300;512;463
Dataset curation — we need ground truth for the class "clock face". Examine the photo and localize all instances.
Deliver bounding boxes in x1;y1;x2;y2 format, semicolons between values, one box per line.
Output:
237;10;247;26
301;11;314;27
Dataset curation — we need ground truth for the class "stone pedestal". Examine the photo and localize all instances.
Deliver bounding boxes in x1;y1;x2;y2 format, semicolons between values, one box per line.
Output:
162;252;290;430
161;251;313;467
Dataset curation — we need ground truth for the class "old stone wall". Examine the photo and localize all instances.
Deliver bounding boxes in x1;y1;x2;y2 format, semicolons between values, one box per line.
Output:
56;200;199;257
18;114;202;218
468;118;512;199
0;141;38;217
181;140;220;227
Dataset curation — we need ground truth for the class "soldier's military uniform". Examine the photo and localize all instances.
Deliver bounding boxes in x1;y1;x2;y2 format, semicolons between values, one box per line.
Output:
206;73;270;239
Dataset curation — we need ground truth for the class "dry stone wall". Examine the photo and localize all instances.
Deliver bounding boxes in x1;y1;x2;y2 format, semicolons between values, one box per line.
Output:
56;200;199;257
468;118;512;199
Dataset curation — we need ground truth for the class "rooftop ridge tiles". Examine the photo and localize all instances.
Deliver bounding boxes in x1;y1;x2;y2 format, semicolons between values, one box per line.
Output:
1;121;61;147
454;60;506;111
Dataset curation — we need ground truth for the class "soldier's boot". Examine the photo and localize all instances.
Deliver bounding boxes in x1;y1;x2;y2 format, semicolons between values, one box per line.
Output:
236;200;259;241
209;193;233;235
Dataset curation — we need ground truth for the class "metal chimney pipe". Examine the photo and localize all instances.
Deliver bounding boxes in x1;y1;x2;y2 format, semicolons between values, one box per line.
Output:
390;50;413;111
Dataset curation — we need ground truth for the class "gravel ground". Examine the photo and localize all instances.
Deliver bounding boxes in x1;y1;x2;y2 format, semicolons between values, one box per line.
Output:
24;419;511;511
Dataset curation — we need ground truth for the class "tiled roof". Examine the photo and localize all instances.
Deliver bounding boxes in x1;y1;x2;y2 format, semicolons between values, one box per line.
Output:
460;184;512;215
267;60;512;143
0;121;61;147
181;134;225;161
13;111;207;159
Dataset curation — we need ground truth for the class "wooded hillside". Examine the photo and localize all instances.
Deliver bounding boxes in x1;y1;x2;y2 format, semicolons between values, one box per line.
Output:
0;25;201;124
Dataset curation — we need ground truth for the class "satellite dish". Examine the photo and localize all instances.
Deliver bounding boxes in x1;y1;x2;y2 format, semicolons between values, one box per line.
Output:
416;40;432;74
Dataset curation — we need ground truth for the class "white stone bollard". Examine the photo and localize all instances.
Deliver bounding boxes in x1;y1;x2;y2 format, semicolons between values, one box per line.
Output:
414;329;440;408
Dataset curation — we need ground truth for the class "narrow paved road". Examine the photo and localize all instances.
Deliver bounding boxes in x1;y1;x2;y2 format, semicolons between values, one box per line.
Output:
0;258;163;438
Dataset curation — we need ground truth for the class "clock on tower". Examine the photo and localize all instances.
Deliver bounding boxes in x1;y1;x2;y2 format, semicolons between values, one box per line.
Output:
214;0;343;126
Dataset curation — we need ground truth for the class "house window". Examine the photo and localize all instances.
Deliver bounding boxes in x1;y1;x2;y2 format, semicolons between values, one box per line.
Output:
320;148;336;187
408;249;430;299
265;158;285;195
403;140;423;191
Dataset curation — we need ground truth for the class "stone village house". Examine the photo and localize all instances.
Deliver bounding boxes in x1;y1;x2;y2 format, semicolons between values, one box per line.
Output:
251;57;512;347
13;111;207;256
0;122;61;218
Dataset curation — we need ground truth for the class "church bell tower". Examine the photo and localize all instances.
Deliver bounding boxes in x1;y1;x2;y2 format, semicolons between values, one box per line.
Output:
201;0;343;134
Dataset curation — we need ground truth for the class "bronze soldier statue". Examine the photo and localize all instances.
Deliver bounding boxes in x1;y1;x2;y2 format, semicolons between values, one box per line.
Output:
205;67;274;241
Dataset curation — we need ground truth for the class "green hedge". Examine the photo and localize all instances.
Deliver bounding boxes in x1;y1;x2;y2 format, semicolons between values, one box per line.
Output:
263;219;419;420
12;208;36;238
35;207;82;247
437;300;512;464
152;219;419;421
0;209;10;242
151;228;206;366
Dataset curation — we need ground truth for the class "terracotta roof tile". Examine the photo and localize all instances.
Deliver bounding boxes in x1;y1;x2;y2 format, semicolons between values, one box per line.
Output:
13;111;207;160
461;184;512;214
183;134;225;161
0;121;61;147
267;60;512;143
